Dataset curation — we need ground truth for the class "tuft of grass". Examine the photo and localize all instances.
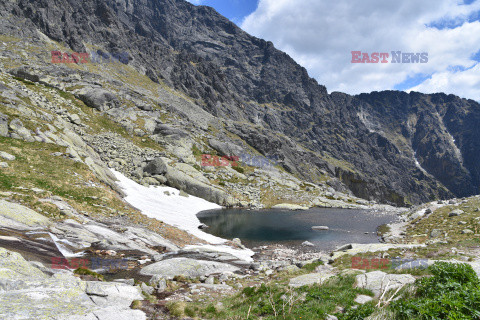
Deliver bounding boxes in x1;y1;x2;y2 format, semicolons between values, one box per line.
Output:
302;260;324;272
340;302;376;320
232;166;244;174
73;267;104;281
191;144;202;156
167;301;187;318
377;223;391;236
130;300;142;309
184;305;197;317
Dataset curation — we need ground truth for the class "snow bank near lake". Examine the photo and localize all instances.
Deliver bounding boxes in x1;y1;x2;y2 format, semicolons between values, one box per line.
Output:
112;170;254;261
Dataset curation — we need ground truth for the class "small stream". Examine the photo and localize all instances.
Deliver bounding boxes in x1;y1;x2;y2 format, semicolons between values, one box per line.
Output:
198;207;398;251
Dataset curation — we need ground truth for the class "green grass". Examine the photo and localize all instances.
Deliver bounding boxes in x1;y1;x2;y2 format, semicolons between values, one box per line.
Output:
0;136;136;219
232;166;244;174
166;262;480;319
191;144;203;157
196;274;374;320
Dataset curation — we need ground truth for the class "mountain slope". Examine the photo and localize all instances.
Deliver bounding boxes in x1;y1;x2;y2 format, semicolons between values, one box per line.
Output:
1;0;479;205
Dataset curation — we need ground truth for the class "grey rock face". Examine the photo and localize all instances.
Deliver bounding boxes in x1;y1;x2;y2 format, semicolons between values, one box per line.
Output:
77;88;119;111
154;124;189;138
139;257;239;279
0;113;8;137
0;248;146;320
8;118;34;142
0;199;51;229
209;138;243;156
165;165;234;206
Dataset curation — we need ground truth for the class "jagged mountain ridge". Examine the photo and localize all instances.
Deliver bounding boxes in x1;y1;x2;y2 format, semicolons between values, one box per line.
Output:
1;0;479;205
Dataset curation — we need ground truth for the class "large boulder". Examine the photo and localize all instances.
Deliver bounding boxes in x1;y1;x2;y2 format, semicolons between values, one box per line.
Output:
8;67;40;82
143;158;167;175
208;138;243;157
154;124;189;138
0;112;9;137
0;151;15;161
354;271;415;297
143;119;157;134
139;257;239;279
8;118;34;142
289;272;335;288
77;88;119;111
165;165;234;206
449;209;464;217
0;247;146;320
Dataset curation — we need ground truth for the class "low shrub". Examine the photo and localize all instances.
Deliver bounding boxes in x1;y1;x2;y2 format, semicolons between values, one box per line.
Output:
390;262;480;319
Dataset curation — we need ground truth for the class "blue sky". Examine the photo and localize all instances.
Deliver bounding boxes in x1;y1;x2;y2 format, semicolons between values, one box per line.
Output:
187;0;258;24
189;0;480;101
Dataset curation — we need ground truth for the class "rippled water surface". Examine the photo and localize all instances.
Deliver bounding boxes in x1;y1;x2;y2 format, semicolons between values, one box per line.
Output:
197;208;398;250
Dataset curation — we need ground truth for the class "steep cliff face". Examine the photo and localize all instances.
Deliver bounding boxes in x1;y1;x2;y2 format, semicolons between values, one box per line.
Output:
1;0;479;205
356;91;480;199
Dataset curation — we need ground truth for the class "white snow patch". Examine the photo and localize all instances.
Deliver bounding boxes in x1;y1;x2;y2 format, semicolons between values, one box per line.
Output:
112;170;254;261
413;151;428;175
447;132;464;165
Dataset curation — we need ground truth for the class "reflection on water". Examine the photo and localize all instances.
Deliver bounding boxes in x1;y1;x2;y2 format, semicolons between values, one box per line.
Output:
197;208;398;250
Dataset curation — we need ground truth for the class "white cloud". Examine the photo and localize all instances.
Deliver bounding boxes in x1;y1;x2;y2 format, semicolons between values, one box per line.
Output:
186;0;204;5
409;63;480;99
241;0;480;100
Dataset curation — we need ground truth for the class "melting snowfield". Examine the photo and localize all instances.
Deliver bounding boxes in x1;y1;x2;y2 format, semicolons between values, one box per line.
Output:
112;170;254;261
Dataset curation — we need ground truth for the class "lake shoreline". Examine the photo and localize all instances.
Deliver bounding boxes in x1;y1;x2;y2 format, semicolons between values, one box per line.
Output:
197;207;402;254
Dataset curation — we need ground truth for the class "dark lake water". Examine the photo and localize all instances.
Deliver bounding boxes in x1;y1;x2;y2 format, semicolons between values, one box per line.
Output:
197;208;398;251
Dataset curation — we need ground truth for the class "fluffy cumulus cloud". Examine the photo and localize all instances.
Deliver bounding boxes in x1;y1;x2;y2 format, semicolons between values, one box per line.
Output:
241;0;480;101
